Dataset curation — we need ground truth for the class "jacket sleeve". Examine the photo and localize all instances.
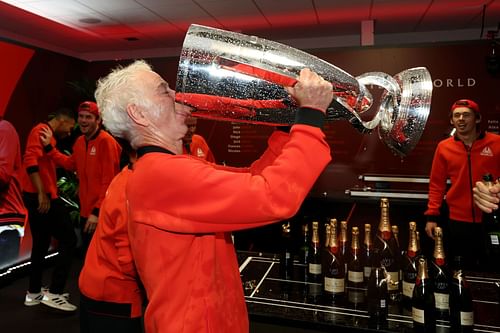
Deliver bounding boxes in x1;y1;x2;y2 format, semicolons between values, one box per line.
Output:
47;147;76;171
0;126;16;189
93;138;121;215
128;124;331;234
425;144;447;219
23;126;44;172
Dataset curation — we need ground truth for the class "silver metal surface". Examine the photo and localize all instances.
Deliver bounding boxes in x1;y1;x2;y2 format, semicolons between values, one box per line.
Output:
175;24;433;157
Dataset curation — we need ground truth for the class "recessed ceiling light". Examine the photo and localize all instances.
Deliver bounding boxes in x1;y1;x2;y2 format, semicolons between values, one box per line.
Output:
79;18;101;24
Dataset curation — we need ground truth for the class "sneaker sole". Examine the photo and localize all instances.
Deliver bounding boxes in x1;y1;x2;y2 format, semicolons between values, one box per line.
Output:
24;301;41;306
41;300;77;312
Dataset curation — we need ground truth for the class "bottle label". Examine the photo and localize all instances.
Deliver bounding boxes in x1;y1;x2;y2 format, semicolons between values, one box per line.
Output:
434;292;449;310
309;263;321;275
412;307;425;324
348;271;364;283
490;234;499;246
285;252;291;259
380;299;386;308
324;277;345;293
402;280;415;298
386;271;399;291
364;266;371;278
460;311;474;326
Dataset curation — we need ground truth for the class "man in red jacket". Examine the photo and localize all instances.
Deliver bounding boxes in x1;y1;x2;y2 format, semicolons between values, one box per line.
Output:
94;59;333;333
0;117;27;270
20;108;78;311
425;99;500;269
40;101;122;256
182;116;215;162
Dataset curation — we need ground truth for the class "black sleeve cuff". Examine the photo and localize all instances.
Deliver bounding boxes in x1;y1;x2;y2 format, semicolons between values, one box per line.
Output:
26;165;39;174
426;215;440;223
276;126;291;133
43;144;54;153
92;207;100;216
294;107;325;129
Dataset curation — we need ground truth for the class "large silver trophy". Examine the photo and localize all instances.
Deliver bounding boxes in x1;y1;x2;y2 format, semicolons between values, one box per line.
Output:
175;24;432;157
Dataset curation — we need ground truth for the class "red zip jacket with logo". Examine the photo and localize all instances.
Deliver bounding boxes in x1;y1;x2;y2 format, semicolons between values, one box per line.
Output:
20;123;60;199
182;134;215;163
0;120;26;227
425;132;500;223
47;129;121;218
127;123;331;333
78;166;143;317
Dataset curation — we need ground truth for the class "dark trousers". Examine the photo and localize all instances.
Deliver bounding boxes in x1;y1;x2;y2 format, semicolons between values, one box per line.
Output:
0;229;21;270
80;294;142;333
23;193;76;294
446;219;485;271
79;217;93;258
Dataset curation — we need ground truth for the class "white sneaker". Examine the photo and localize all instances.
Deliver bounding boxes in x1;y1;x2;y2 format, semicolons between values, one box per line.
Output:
24;291;44;306
41;287;70;300
41;292;77;312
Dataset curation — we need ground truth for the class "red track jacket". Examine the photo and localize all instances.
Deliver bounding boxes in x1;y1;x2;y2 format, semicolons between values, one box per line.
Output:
47;128;121;218
79;166;143;317
0;120;26;227
127;123;331;333
426;132;500;223
183;134;215;163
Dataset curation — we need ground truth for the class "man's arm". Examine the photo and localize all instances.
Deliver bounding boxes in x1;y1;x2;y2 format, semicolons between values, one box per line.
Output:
425;145;447;239
473;181;500;213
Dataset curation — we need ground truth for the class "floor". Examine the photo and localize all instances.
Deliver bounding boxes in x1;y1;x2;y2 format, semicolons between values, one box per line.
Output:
0;257;82;333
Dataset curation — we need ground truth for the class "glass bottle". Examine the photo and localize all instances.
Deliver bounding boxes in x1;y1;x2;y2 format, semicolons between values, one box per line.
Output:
367;267;388;329
374;198;400;301
279;221;293;280
323;219;345;304
402;221;420;306
449;266;474;333
412;257;436;333
363;223;373;284
482;174;500;272
431;226;449;320
308;221;322;282
347;226;365;304
299;223;310;266
392;224;402;299
339;220;349;272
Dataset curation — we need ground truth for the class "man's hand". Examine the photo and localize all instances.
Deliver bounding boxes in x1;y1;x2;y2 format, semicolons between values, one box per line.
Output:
286;68;333;113
40;126;53;147
425;221;437;240
84;214;98;233
37;192;50;214
473;181;500;213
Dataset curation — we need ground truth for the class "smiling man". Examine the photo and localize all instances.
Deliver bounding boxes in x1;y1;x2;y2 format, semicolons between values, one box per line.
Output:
425;99;500;270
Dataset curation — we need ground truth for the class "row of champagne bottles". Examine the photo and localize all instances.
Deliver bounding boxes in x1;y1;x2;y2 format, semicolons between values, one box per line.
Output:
279;198;474;333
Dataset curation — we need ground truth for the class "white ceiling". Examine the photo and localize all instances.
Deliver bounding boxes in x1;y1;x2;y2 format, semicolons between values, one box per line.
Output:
0;0;498;61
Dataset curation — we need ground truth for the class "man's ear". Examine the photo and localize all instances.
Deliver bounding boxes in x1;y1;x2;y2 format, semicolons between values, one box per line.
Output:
127;104;148;127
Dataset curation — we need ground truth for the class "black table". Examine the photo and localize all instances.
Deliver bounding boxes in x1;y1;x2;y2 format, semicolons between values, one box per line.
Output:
239;253;500;333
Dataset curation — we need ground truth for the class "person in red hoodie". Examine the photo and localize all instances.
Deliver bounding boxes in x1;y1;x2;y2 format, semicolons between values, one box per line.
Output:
40;101;122;256
182;116;215;163
94;59;333;333
20;108;78;311
0;117;27;270
425;99;500;269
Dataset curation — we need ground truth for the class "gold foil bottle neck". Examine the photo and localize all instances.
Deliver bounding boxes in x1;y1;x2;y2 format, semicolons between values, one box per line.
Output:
302;223;309;235
282;221;291;234
391;225;399;241
433;226;446;261
312;221;320;244
364;223;372;247
324;224;331;248
407;221;418;255
351;226;360;250
378;198;392;235
329;218;337;236
417;257;430;280
329;222;339;249
340;220;348;242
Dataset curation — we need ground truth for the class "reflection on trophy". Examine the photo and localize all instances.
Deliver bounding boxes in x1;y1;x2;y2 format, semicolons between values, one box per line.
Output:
175;24;433;157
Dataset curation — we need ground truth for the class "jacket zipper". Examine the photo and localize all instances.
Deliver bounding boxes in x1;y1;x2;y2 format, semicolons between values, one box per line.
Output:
465;143;476;223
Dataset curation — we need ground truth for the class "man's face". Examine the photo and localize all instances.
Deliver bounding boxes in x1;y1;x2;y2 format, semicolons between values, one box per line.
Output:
183;117;197;145
138;70;189;141
451;107;479;136
78;111;99;137
55;116;75;139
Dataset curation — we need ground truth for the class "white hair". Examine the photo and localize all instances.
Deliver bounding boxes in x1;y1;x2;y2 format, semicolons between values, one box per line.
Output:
95;60;153;149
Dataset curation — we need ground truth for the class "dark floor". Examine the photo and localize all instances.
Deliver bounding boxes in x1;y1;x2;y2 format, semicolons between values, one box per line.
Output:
0;257;82;333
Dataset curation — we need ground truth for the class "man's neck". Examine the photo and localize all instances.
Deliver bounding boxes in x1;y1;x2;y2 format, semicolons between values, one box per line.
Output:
457;131;478;147
85;127;99;141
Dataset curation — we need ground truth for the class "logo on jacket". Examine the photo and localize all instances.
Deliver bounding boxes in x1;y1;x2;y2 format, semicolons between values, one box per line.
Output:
90;146;97;156
480;146;493;156
196;148;205;158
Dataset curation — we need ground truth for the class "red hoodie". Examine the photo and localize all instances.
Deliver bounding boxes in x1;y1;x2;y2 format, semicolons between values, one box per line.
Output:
127;123;331;333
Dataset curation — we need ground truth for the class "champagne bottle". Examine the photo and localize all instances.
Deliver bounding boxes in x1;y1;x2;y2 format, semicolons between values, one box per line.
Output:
339;220;349;272
402;221;420;305
374;198;400;300
308;221;322;282
363;223;373;284
412;257;436;333
482;174;500;272
299;223;310;284
431;226;449;320
347;226;365;304
323;219;345;304
449;268;474;332
279;221;293;280
392;224;403;298
367;267;388;328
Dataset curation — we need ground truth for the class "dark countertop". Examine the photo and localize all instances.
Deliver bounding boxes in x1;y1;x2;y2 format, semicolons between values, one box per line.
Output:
238;252;500;333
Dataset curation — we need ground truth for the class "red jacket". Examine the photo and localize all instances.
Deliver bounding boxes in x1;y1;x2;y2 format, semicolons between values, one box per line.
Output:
426;132;500;223
183;134;215;163
127;124;331;333
48;128;121;218
78;166;143;317
0;120;26;227
20;123;60;199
